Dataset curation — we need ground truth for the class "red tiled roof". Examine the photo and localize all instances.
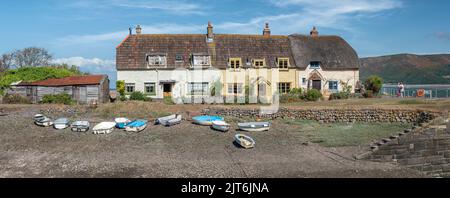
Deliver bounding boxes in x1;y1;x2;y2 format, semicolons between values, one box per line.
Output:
29;75;106;86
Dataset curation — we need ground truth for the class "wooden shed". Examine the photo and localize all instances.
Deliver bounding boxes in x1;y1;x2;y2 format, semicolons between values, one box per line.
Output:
9;75;110;104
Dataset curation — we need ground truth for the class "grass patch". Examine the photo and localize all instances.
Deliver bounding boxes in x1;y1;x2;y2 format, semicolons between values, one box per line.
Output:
95;101;170;119
397;99;428;105
283;119;411;147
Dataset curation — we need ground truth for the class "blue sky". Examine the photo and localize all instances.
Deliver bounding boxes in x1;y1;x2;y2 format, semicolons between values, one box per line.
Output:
1;0;450;86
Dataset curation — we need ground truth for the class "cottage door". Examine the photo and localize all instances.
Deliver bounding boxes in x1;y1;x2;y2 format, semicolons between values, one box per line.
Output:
163;84;172;97
258;83;266;103
312;80;322;91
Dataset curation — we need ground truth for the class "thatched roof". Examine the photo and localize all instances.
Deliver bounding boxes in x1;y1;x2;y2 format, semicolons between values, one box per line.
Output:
288;34;359;70
116;32;359;70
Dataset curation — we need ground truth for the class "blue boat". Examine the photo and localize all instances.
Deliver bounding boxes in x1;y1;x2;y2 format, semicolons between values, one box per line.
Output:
192;115;224;126
125;119;148;132
115;117;131;129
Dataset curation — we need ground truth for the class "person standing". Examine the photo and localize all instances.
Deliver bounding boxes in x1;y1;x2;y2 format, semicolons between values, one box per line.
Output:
396;82;401;97
400;82;405;98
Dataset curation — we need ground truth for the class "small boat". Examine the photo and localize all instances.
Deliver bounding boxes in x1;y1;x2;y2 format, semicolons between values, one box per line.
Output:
34;114;46;122
234;134;255;149
71;121;90;132
34;114;53;127
92;122;116;134
238;122;270;132
54;118;70;130
125;119;148;132
211;120;230;132
155;114;182;126
115;117;131;129
192;115;224;126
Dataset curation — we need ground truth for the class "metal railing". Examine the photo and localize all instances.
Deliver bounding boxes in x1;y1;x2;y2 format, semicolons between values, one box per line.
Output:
381;84;450;98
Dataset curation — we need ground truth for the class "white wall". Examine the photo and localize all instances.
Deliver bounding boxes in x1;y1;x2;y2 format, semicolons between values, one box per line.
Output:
298;65;360;94
117;68;221;99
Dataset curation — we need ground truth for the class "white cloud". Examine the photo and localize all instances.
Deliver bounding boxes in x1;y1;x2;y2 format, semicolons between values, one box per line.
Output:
55;23;204;45
52;57;116;72
115;0;205;15
64;0;205;15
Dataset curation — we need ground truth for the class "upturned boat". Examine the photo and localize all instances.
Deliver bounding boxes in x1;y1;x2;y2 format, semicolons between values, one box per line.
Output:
237;122;270;132
155;114;182;126
34;114;53;127
54;118;70;130
92;122;116;134
192;115;224;126
211;120;230;132
71;121;90;132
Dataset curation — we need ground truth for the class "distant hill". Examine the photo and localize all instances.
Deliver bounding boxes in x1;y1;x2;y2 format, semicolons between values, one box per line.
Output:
360;54;450;84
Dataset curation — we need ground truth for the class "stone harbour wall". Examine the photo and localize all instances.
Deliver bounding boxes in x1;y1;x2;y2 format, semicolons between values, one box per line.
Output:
365;121;450;178
205;107;437;124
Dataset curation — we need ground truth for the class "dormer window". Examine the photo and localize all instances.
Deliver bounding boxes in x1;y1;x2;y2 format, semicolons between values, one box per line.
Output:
252;59;265;67
310;61;321;69
229;58;241;69
278;58;289;69
147;55;167;67
192;55;211;67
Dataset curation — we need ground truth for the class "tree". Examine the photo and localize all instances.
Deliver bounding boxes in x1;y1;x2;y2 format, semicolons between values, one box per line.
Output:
14;47;52;68
364;75;383;95
0;53;14;72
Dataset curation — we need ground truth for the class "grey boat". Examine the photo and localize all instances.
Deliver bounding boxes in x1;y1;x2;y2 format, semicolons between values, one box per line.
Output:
237;122;270;132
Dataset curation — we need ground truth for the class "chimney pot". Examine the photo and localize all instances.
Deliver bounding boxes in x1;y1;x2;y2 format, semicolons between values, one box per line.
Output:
263;22;271;37
136;25;142;35
310;26;319;37
207;21;214;42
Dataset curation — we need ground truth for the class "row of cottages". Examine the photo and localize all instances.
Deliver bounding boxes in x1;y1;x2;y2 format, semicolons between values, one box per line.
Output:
116;23;360;103
8;75;110;104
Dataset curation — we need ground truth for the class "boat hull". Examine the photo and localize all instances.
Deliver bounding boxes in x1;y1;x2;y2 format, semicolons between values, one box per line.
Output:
238;122;270;132
211;121;230;132
192;116;224;126
125;125;147;132
54;124;69;130
71;127;89;132
156;114;182;126
35;121;53;127
93;122;116;135
234;134;255;149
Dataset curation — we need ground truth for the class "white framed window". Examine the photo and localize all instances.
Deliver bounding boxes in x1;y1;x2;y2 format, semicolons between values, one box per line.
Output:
229;58;242;69
147;55;167;66
278;58;289;69
125;83;135;93
252;59;265;67
228;83;243;94
329;81;338;92
192;55;211;67
188;82;209;95
302;78;307;85
144;83;156;96
278;82;291;94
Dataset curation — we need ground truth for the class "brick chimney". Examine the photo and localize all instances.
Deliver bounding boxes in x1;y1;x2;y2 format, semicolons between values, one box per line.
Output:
263;22;271;37
136;25;142;35
310;26;319;37
207;21;214;42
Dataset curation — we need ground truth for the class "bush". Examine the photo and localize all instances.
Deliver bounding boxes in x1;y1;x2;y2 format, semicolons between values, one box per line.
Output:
119;95;127;101
116;80;125;97
289;88;303;95
305;89;322;101
129;91;145;101
363;90;374;98
41;93;73;105
280;93;303;103
163;96;175;105
0;67;81;95
364;75;383;95
3;94;31;104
